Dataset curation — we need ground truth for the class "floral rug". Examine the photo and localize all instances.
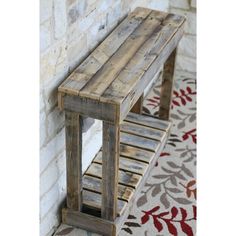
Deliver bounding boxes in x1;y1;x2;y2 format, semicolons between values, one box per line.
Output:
54;69;196;236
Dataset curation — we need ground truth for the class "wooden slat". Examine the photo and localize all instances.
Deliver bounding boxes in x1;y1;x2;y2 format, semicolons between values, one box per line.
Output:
101;13;185;104
119;23;185;121
80;11;168;100
65;111;83;211
86;163;142;189
94;152;148;176
125;112;171;131
62;209;116;236
102;122;120;220
83;190;126;217
83;175;134;202
58;7;152;96
120;132;160;152
63;95;117;123
120;144;154;164
159;48;177;120
121;121;166;141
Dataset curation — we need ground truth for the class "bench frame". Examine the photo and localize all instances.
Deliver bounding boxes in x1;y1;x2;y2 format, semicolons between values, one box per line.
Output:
58;8;185;236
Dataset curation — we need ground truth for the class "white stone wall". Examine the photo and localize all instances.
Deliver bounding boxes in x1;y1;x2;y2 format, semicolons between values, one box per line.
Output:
169;0;196;73
40;1;169;236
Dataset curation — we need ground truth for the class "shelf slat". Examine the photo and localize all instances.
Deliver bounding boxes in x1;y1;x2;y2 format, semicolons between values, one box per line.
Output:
94;152;148;176
83;175;134;202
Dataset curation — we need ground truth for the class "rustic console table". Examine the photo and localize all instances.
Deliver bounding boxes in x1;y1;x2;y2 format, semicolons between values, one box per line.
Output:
58;7;185;236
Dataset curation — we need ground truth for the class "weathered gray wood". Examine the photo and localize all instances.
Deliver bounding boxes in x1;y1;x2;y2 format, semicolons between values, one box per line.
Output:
58;7;152;96
65;111;83;211
120;144;154;164
83;190;126;216
94;152;148;176
86;163;142;188
62;208;116;236
83;175;134;202
125;112;171;131
101;14;182;102
120;132;160;152
80;11;167;100
63;95;118;123
58;7;185;235
115;126;171;234
159;48;177;120
121;121;165;141
102;122;120;221
119;23;185;121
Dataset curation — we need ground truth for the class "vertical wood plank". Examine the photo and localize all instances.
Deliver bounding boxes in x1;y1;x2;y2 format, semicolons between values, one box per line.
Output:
130;94;144;114
65;111;83;211
102;122;120;221
159;49;177;120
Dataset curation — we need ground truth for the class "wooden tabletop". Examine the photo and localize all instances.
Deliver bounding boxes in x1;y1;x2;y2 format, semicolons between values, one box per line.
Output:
58;7;185;121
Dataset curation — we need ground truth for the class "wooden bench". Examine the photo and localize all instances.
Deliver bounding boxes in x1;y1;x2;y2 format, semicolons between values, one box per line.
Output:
58;7;185;236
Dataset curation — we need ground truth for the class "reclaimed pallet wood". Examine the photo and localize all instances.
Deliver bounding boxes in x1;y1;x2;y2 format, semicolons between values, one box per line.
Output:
58;6;185;236
58;8;186;126
94;151;148;176
86;162;142;188
82;175;134;202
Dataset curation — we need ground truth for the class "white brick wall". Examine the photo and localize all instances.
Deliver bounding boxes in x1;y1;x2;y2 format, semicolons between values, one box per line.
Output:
40;0;196;235
170;0;196;73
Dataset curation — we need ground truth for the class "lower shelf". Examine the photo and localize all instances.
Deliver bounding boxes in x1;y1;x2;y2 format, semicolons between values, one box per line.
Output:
81;112;171;217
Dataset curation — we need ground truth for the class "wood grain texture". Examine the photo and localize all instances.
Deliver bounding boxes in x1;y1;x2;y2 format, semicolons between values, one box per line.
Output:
120;144;154;164
159;48;177;120
83;175;134;202
121;121;165;141
83;190;126;217
58;7;152;96
125;112;171;131
86;162;142;189
62;208;116;236
58;9;185;126
65;111;83;211
79;11;167;100
102;122;120;220
94;152;148;176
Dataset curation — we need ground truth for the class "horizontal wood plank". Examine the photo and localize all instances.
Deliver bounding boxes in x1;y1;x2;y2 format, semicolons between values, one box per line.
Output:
83;175;134;202
86;162;142;189
120;144;154;164
125;112;171;131
121;121;165;141
94;152;148;176
83;190;126;216
58;7;152;96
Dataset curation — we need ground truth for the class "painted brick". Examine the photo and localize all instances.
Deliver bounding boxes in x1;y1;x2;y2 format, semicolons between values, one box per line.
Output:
178;35;196;58
170;0;190;10
40;203;59;236
67;3;80;26
40;0;53;23
40;180;59;220
47;107;64;137
191;0;196;8
147;0;169;11
40;38;68;83
40;128;65;174
40;110;47;148
176;54;196;73
54;0;67;39
67;34;87;69
170;8;196;35
40;20;52;52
